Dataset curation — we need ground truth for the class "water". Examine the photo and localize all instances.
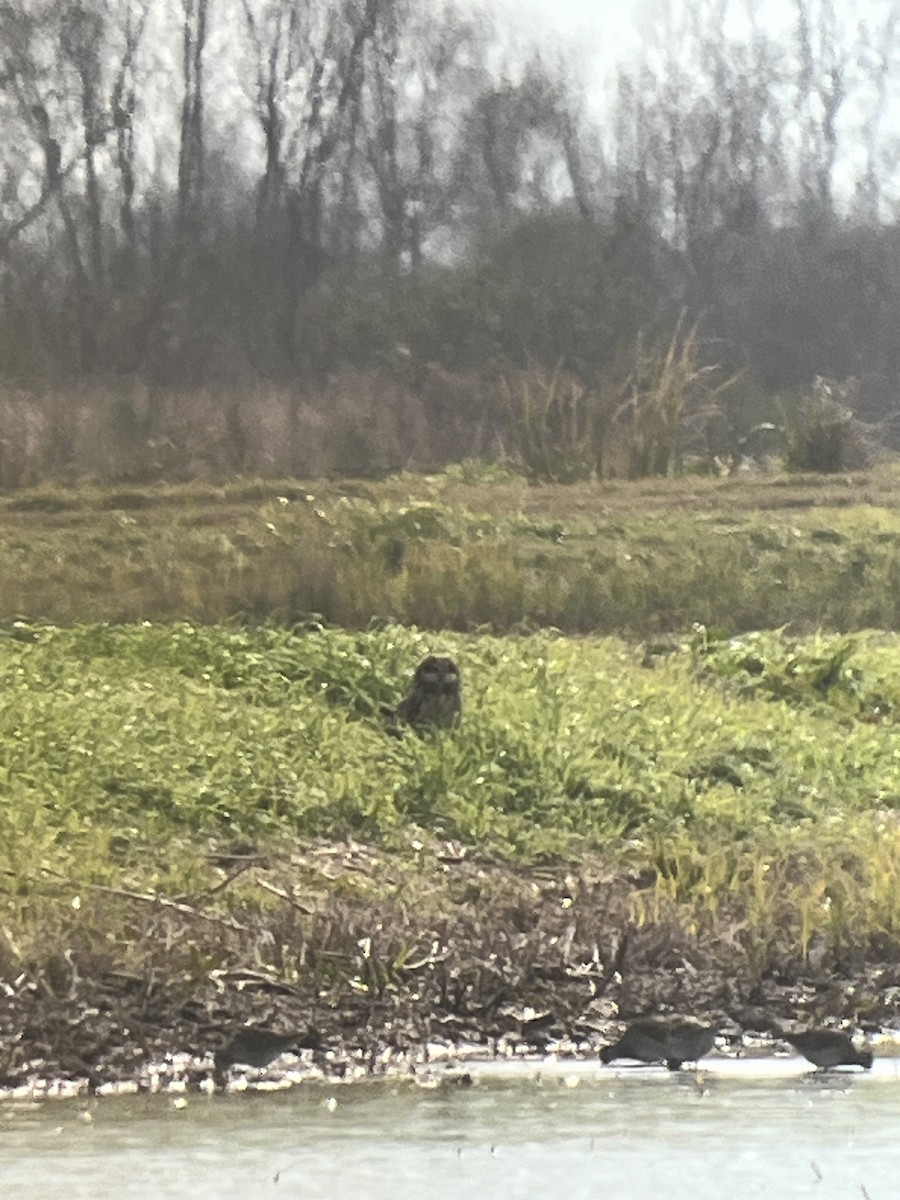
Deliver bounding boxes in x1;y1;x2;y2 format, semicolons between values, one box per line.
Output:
3;1057;899;1199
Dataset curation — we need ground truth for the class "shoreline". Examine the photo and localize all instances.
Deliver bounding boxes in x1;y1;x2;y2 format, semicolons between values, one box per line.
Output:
3;839;900;1102
5;1034;900;1103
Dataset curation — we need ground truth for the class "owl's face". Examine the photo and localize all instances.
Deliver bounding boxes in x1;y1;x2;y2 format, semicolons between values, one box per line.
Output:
397;654;462;729
413;655;461;695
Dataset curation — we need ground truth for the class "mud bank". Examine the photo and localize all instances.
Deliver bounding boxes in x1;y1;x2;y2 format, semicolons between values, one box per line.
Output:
2;842;899;1098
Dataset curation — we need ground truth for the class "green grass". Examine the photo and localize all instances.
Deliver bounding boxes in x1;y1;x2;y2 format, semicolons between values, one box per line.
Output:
5;466;900;1001
1;465;900;634
3;619;900;986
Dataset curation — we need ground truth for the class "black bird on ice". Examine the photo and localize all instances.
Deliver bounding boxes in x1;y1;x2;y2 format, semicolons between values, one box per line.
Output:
600;1019;717;1070
214;1027;321;1076
781;1029;873;1071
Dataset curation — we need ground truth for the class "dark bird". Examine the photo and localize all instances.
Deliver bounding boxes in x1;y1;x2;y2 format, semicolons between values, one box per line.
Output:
214;1027;320;1075
600;1019;717;1070
393;654;462;731
782;1029;873;1071
600;1019;670;1066
665;1021;718;1069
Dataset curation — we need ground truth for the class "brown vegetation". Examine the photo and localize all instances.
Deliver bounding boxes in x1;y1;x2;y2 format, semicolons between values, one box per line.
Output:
0;373;498;490
1;843;892;1094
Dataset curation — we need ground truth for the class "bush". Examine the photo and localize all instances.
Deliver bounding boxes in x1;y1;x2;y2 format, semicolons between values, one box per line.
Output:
782;377;873;472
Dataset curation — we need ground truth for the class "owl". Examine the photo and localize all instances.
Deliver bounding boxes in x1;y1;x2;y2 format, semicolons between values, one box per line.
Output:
393;654;462;731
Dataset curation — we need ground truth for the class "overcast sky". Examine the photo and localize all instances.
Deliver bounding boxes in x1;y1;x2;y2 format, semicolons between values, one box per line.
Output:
490;0;636;63
483;0;862;69
505;0;628;44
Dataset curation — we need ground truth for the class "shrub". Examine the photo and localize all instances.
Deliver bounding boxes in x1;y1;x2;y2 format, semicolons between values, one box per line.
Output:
781;376;873;472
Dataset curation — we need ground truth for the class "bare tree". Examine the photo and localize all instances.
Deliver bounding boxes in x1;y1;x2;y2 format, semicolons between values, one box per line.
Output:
853;2;900;222
177;0;210;244
239;0;291;225
792;0;847;225
365;0;405;266
363;0;488;268
0;1;107;368
109;0;149;273
235;0;379;369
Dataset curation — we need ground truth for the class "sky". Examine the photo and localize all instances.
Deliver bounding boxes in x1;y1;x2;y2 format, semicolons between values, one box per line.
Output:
478;0;890;141
471;0;899;212
513;0;637;49
485;0;863;70
470;0;644;122
489;0;637;65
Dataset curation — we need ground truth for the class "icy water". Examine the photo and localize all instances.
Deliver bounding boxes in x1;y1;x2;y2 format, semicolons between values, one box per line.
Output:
3;1057;900;1200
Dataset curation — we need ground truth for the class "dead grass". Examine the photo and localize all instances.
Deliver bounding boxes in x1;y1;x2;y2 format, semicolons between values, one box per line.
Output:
0;373;499;489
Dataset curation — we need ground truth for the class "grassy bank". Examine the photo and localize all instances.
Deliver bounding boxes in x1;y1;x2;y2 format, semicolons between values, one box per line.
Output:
4;467;900;1085
4;465;900;634
2;619;900;987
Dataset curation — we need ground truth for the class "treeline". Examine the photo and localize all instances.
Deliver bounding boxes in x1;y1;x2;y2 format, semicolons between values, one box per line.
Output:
1;0;899;484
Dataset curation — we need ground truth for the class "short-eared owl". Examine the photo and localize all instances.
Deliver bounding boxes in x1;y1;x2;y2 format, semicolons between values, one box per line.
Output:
393;654;462;730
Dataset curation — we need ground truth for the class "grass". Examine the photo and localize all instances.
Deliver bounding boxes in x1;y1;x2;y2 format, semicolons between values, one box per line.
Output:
4;464;900;633
4;465;900;1025
3;618;900;991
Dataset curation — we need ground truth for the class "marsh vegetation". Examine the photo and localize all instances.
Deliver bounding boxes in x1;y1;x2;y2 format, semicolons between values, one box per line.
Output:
5;465;900;631
2;469;900;1089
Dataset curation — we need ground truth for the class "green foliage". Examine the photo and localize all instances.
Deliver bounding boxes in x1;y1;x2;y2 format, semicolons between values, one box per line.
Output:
7;471;900;635
468;210;674;375
692;628;883;715
4;622;900;972
781;377;872;473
